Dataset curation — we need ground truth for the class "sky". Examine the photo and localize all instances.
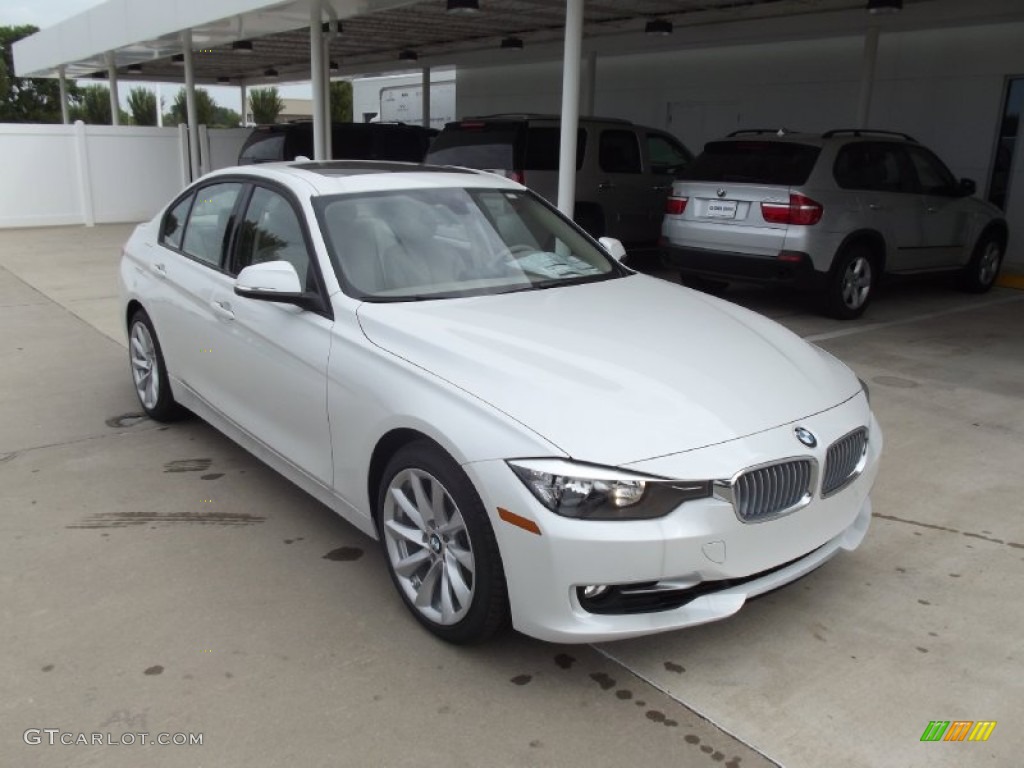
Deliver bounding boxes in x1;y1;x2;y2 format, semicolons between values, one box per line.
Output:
0;0;313;112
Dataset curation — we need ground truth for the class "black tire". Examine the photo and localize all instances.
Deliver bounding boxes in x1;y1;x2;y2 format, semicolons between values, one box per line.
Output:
680;274;729;296
957;231;1004;293
376;440;509;644
127;309;184;422
824;244;876;320
574;204;605;239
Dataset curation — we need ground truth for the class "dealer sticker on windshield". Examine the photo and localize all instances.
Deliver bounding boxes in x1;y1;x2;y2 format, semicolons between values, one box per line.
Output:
705;200;738;219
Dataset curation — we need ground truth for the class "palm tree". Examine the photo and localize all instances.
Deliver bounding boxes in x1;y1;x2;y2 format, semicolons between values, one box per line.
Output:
126;86;157;126
249;87;284;125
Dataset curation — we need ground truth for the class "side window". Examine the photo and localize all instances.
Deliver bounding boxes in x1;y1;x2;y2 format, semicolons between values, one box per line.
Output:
906;146;957;195
833;143;910;193
232;187;312;289
239;134;285;164
646;133;693;176
181;183;243;268
160;193;194;250
599;130;642;174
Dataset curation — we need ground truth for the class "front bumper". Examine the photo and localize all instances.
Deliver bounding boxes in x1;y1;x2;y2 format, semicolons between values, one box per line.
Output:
464;395;881;643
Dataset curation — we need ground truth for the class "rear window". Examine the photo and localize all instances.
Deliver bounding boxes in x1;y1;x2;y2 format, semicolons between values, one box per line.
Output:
425;123;520;169
683;141;821;186
239;133;285;164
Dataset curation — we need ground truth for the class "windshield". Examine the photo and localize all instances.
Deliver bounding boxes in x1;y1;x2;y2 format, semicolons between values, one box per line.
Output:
314;187;625;301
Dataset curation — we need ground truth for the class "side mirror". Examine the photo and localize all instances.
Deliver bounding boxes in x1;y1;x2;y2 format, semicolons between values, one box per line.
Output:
958;178;976;197
234;261;319;310
598;237;627;262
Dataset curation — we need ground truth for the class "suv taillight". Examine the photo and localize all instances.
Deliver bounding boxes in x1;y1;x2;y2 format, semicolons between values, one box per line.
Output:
665;196;688;215
508;170;525;184
761;193;823;226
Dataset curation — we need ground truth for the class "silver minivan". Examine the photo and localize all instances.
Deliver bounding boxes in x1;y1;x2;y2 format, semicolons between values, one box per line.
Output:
661;130;1008;318
425;114;693;244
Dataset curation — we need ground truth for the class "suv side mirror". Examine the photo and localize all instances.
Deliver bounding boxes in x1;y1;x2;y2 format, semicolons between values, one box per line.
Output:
958;178;976;197
598;237;627;262
234;261;319;311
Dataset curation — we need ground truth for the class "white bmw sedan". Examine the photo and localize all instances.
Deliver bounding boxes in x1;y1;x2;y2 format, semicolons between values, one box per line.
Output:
119;161;881;644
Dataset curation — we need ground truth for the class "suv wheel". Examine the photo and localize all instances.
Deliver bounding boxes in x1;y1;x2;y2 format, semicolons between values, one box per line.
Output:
826;245;875;320
957;232;1004;293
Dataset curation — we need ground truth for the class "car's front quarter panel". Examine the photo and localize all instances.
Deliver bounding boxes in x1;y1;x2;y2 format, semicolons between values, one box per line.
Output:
471;392;880;643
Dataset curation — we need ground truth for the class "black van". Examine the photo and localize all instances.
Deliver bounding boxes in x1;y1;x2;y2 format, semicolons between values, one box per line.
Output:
238;122;437;165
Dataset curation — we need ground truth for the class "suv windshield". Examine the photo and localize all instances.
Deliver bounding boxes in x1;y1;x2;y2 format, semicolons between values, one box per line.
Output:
315;188;624;301
684;140;821;185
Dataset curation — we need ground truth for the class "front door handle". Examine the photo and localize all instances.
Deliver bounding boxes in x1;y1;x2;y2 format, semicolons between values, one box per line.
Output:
651;184;669;192
867;203;883;211
210;300;235;321
926;206;939;213
152;263;167;278
598;181;615;192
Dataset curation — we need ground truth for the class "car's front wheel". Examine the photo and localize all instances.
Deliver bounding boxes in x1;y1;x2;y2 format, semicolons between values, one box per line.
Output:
957;231;1004;293
128;309;183;422
377;441;509;644
825;245;875;320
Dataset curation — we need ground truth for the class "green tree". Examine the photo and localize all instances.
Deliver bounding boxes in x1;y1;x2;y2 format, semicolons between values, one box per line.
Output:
329;80;352;123
211;105;241;128
165;86;217;126
249;87;283;125
126;86;157;126
71;84;111;124
0;24;80;123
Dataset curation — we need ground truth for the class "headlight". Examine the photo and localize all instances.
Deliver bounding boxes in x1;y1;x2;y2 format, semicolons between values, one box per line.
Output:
507;459;711;520
858;377;870;404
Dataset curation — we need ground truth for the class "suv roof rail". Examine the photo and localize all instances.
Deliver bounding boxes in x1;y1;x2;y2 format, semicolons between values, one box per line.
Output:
822;128;917;142
727;128;795;137
464;113;633;125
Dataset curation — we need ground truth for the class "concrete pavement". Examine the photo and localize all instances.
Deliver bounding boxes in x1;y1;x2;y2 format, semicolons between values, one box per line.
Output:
2;224;1022;767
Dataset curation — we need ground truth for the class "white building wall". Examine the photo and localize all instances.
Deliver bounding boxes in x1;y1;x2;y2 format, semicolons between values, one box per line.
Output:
456;22;1024;264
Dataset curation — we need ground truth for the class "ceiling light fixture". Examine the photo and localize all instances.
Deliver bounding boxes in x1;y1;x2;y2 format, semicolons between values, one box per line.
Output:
232;40;254;53
171;53;185;65
322;21;343;34
91;71;107;79
127;64;143;73
866;0;902;12
645;18;672;36
398;49;418;61
447;0;480;14
217;76;231;84
500;36;523;51
329;60;339;73
264;67;279;79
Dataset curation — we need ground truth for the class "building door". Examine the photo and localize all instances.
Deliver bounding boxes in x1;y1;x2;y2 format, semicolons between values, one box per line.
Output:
987;77;1024;210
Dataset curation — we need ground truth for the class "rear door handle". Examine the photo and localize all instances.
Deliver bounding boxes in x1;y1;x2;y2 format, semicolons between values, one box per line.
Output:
598;181;615;192
651;185;669;192
210;300;235;321
152;263;167;278
926;206;939;213
867;203;883;211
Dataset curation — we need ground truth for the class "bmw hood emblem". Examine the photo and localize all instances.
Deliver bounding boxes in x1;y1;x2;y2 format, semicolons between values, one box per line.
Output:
794;427;817;448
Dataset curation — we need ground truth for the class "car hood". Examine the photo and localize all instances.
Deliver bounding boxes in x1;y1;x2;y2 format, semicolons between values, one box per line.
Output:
356;274;859;467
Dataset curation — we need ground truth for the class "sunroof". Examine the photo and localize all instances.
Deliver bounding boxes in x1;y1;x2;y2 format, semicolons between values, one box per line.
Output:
292;161;478;177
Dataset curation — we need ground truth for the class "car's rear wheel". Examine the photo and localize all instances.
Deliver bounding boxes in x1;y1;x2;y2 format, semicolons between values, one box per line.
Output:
825;245;875;319
128;310;183;422
377;441;509;644
957;232;1004;293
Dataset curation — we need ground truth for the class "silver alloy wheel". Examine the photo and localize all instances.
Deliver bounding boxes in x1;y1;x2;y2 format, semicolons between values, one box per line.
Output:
977;241;1001;286
841;255;872;310
129;321;159;410
382;468;476;626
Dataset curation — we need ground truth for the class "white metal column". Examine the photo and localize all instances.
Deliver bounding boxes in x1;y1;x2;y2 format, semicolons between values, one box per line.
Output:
106;51;120;126
556;0;584;216
310;1;327;160
239;83;247;126
581;51;596;117
422;67;431;129
181;29;200;180
857;24;880;128
323;34;333;158
58;66;69;125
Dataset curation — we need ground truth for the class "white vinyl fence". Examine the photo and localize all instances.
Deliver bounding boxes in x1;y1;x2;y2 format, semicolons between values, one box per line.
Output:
0;123;250;229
